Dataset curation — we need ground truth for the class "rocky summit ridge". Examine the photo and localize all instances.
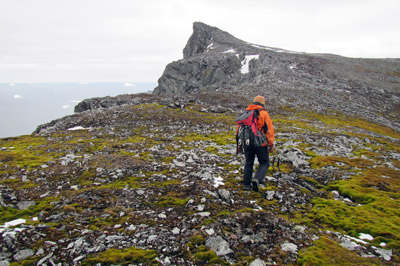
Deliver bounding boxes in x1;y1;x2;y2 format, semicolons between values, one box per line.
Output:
0;22;400;265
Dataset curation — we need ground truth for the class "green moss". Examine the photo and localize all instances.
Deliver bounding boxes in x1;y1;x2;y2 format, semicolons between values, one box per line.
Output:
154;194;189;207
307;112;400;139
209;131;236;146
298;236;385;266
75;169;96;186
201;218;215;226
9;258;39;266
190;233;205;245
82;247;158;265
309;156;374;170
205;146;219;153
193;247;227;265
274;116;321;133
97;176;142;189
151;178;181;188
217;210;232;217
160;156;175;164
305;196;400;248
299;175;320;186
119;149;136;156
176;133;209;143
126;135;146;143
0;135;54;170
0;197;57;224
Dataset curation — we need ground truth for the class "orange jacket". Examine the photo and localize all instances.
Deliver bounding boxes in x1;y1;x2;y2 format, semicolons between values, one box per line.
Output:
243;104;274;146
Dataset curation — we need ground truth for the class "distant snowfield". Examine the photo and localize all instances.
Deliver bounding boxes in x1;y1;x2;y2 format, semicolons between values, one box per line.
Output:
240;55;259;74
221;48;260;74
248;43;303;54
68;126;91;131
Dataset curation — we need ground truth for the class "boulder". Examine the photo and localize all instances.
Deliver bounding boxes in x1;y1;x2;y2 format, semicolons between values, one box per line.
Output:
205;236;233;256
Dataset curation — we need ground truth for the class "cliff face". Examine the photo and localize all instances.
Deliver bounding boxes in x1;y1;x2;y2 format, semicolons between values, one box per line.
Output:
153;22;400;131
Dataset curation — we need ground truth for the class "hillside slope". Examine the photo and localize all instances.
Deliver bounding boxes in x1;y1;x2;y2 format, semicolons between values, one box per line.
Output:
1;92;400;265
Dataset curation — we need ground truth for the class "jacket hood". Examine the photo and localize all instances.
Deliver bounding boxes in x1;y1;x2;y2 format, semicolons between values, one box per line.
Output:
246;103;265;111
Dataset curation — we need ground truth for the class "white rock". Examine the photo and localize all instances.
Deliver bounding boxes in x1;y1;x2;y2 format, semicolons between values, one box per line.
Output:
331;190;340;200
186;156;195;163
213;176;224;188
374;247;392;261
16;201;35;210
250;258;266;266
136;189;145;195
265;191;275;200
4;218;26;228
13;249;34;261
340;238;360;251
127;224;136;231
359;233;374;241
281;242;298;253
173;159;185;167
106;235;124;242
205;236;233;256
73;255;86;263
148;235;158;243
172;227;180;235
162;256;171;266
197;204;205;211
294;225;306;233
36;252;53;265
205;228;215;235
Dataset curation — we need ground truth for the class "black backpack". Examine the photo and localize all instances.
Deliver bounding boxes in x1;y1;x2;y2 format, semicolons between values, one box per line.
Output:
235;109;268;154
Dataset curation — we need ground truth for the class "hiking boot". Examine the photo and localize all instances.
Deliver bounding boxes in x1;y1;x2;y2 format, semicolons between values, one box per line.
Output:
259;180;267;189
244;185;252;190
252;179;259;192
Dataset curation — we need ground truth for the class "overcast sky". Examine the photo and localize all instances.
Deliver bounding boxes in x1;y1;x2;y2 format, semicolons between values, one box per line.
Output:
1;0;399;83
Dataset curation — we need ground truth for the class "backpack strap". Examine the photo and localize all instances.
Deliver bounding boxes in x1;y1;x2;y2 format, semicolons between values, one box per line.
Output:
253;108;268;134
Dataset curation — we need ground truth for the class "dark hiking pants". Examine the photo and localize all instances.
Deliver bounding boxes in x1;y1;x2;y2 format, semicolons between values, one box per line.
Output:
243;146;270;186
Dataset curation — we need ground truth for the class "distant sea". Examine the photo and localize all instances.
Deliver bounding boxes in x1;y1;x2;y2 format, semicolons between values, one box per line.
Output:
0;82;157;138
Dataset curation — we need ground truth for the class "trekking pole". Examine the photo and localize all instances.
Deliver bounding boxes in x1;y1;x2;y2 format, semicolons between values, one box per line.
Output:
271;149;280;172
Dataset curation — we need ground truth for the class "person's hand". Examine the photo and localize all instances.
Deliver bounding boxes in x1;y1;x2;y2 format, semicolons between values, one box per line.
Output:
268;143;275;153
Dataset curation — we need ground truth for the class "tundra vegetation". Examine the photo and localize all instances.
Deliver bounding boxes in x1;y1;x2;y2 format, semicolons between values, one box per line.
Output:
0;94;399;265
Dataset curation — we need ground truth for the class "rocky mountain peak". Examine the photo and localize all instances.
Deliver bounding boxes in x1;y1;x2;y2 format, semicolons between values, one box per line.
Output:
154;22;400;132
182;22;247;58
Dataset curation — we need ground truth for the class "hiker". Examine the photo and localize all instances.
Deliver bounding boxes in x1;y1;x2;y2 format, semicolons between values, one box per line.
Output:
238;95;274;191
